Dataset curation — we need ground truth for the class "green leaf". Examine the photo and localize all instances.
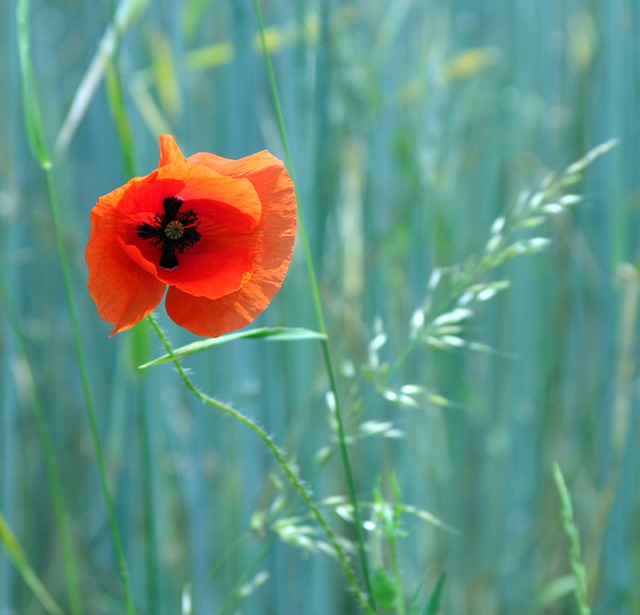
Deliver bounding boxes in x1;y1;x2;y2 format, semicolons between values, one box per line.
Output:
424;571;446;615
139;327;326;369
402;504;460;535
372;568;397;611
536;575;577;608
0;512;64;615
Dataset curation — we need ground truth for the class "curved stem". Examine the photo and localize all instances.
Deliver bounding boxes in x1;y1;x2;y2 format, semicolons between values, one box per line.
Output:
146;315;374;614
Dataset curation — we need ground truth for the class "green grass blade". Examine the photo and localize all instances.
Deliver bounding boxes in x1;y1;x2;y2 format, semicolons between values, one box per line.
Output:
553;463;591;615
16;0;50;168
43;167;138;615
535;575;577;609
0;278;83;615
0;512;65;615
52;0;148;161
139;327;326;369
424;572;446;615
16;1;137;611
106;48;160;611
106;61;136;179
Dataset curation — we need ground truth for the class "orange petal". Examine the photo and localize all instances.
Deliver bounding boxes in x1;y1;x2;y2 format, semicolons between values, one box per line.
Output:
165;287;256;337
156;163;262;233
188;149;283;182
115;165;261;298
165;151;297;337
86;183;166;335
158;134;186;166
137;244;254;299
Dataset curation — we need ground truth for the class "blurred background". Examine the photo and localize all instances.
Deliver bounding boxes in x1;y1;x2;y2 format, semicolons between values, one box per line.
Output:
1;0;639;613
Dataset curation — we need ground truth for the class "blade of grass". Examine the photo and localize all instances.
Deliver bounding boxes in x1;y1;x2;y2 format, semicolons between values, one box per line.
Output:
106;43;162;615
139;327;326;369
106;60;136;180
0;511;65;615
250;1;376;608
423;572;446;615
587;263;640;600
43;167;138;615
16;0;137;612
16;0;50;168
133;343;160;615
553;463;591;615
0;277;83;615
52;0;148;161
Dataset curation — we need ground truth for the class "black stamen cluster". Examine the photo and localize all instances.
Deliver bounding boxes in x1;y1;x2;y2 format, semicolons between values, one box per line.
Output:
137;196;201;270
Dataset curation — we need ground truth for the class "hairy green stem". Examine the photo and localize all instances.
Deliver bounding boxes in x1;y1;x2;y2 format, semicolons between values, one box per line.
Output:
250;0;375;608
146;315;374;614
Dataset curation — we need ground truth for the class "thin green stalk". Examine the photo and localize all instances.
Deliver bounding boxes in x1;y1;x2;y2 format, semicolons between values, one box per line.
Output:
17;0;137;610
53;0;148;161
0;279;82;615
386;476;406;615
146;315;374;615
43;166;137;615
106;60;136;179
0;512;65;615
134;372;160;615
553;463;591;615
216;538;273;615
106;42;161;614
251;1;375;608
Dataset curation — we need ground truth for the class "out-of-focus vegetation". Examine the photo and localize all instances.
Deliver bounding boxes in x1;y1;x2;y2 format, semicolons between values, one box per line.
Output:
1;0;639;613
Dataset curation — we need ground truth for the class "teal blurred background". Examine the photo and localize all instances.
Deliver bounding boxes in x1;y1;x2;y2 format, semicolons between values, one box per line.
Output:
1;0;639;613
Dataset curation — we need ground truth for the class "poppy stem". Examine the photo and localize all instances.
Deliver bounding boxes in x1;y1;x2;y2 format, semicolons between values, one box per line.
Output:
146;315;376;615
252;0;377;610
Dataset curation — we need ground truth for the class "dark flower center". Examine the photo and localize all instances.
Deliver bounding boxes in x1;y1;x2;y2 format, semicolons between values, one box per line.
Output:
137;196;201;270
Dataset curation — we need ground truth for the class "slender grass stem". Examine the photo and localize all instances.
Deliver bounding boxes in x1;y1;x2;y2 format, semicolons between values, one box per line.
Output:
553;463;591;615
134;374;160;615
146;315;374;615
106;45;161;614
250;0;375;608
0;278;82;615
16;0;137;610
42;167;137;615
0;512;65;615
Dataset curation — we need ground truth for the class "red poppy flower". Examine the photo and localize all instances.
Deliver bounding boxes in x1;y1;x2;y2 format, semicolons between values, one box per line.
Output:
86;134;297;337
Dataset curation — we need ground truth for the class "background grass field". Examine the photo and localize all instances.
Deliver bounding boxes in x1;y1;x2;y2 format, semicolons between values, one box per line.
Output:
1;0;639;613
